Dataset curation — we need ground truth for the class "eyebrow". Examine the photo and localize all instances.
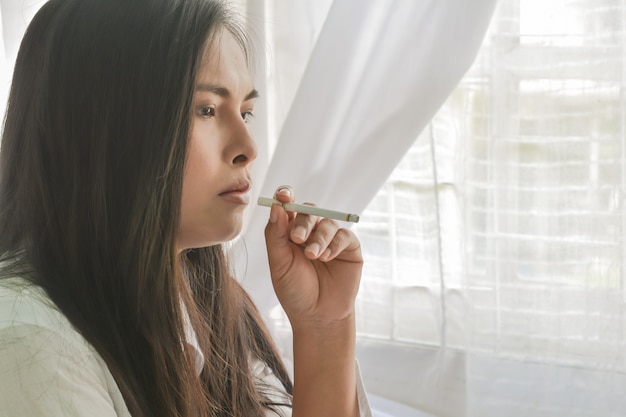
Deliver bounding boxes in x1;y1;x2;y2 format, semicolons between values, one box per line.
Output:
195;83;259;101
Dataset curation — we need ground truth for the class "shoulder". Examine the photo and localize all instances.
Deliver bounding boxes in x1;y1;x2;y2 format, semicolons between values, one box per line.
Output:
0;277;129;417
0;276;89;358
0;276;70;331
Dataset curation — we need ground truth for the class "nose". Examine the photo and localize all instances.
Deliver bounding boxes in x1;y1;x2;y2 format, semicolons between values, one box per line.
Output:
229;119;258;166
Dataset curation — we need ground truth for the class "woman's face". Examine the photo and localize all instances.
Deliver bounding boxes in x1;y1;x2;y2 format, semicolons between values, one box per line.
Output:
177;29;258;251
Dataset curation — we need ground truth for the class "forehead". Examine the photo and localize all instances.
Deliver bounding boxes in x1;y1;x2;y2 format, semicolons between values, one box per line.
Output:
196;30;252;92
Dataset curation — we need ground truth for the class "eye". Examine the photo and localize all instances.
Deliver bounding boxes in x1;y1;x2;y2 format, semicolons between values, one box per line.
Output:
241;111;254;124
197;106;215;118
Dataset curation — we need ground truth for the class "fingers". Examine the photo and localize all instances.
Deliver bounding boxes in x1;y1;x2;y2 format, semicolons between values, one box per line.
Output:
272;185;316;242
266;185;361;262
264;185;298;262
274;185;296;221
264;201;293;278
289;203;318;245
273;185;294;203
303;218;354;261
270;185;320;244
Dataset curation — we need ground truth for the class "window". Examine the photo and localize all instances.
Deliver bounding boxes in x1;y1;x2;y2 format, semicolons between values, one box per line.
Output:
354;0;626;368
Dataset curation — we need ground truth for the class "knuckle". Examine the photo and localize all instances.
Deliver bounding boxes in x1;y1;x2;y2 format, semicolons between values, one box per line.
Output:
331;228;351;246
312;233;330;248
318;217;338;228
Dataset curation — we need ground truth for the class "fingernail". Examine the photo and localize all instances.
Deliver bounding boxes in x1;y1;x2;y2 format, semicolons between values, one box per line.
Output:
320;248;332;261
275;186;292;198
306;243;321;257
292;226;306;242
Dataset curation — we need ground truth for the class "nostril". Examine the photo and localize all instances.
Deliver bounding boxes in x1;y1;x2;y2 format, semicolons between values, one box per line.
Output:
232;154;248;164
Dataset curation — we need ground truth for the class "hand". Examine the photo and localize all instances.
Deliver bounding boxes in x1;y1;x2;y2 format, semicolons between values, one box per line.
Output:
263;186;363;327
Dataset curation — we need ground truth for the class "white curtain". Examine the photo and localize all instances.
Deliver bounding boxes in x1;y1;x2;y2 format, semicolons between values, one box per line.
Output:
241;0;626;416
459;1;626;415
239;0;496;311
237;1;496;416
303;0;626;416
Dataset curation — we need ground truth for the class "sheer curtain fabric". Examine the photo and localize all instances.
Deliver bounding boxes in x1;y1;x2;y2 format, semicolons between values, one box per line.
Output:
239;1;496;416
349;0;626;416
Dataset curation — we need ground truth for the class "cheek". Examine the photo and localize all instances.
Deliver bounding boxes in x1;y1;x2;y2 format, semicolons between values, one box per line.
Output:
181;133;219;206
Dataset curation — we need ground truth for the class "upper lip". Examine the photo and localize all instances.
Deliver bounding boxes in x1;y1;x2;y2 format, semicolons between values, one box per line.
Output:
219;178;252;195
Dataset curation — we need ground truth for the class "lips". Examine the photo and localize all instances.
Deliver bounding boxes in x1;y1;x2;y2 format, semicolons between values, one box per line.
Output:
218;179;252;204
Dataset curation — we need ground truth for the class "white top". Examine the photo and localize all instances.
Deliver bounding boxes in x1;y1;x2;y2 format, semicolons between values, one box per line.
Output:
0;277;372;417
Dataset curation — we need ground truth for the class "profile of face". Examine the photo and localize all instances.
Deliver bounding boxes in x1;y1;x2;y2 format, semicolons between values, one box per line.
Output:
177;29;258;251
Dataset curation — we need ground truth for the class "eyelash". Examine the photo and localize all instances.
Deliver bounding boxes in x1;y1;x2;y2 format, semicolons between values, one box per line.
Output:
196;106;254;124
241;111;254;124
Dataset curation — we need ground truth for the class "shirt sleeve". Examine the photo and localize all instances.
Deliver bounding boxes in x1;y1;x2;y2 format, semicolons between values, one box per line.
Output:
0;323;122;417
355;361;374;417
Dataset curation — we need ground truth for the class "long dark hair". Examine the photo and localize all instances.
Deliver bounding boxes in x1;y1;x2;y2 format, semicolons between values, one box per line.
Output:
0;0;292;416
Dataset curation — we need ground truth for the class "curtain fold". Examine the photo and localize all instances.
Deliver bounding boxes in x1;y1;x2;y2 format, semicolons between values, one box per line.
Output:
239;0;497;314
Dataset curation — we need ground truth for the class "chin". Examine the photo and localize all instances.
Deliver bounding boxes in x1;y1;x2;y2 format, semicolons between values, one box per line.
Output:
177;222;243;251
205;226;243;247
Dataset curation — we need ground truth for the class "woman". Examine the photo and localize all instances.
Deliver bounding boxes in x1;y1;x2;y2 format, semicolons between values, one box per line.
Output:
0;0;369;416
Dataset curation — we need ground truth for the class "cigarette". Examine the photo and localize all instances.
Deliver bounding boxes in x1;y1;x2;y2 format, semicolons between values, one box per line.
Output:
258;197;360;223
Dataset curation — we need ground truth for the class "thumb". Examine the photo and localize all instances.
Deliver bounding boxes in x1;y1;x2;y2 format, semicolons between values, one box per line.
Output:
264;203;294;279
